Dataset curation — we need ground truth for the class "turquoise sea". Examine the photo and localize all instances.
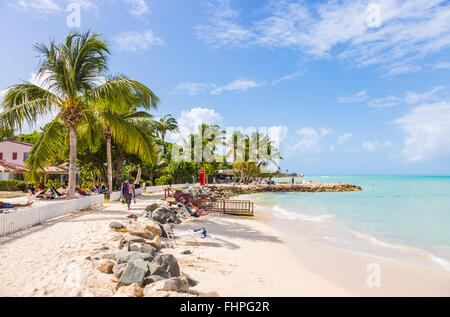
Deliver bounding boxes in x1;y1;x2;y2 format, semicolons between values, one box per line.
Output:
240;176;450;271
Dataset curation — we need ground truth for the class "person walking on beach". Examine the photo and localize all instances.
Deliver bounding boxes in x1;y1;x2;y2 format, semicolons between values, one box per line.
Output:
127;182;136;210
120;180;128;204
292;177;295;185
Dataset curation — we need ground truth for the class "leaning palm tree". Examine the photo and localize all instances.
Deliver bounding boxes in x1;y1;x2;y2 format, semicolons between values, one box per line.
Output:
0;31;157;199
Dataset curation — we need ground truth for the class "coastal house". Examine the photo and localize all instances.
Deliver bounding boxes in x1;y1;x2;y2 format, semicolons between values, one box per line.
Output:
0;140;73;184
0;140;32;180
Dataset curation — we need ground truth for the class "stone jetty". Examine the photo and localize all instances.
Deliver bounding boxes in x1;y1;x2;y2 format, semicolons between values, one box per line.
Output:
183;183;362;200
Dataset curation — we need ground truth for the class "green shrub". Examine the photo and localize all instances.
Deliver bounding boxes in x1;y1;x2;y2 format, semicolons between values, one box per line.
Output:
155;175;172;186
45;179;61;189
0;180;27;192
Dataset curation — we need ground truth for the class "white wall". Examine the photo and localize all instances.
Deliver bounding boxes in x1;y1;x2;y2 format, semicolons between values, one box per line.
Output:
0;195;104;237
0;141;32;165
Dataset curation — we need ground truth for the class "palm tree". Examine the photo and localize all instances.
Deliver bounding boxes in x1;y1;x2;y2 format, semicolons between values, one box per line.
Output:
84;76;158;195
0;31;157;199
154;114;178;154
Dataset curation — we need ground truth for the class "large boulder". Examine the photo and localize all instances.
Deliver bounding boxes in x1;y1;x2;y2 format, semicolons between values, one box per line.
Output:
145;200;170;212
97;261;115;274
151;207;176;224
116;251;153;264
139;218;163;237
161;224;174;238
102;253;117;261
129;243;156;255
115;283;144;297
116;259;149;289
140;244;157;255
127;224;154;239
148;254;180;279
145;203;159;212
113;263;127;278
143;276;189;295
143;275;166;286
151;236;161;250
109;222;125;230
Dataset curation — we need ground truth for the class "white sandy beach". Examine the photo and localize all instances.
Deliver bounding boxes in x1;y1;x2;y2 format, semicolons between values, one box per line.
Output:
0;193;449;297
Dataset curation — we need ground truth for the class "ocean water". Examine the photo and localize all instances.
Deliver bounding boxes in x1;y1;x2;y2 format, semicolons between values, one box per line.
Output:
240;176;450;271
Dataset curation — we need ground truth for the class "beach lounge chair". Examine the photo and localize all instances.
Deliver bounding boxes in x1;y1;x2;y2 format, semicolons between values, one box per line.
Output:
37;188;57;200
50;186;67;199
177;227;215;246
28;190;45;204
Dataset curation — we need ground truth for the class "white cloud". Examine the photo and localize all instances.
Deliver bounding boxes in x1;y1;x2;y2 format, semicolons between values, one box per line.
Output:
337;133;352;145
292;127;331;154
405;86;446;104
369;96;401;109
169;107;223;143
124;0;149;17
171;72;301;95
362;141;378;152
113;30;163;53
337;90;368;103
431;61;450;70
170;83;215;96
211;78;262;95
195;0;253;47
9;0;147;17
10;0;61;13
196;0;450;76
394;101;450;162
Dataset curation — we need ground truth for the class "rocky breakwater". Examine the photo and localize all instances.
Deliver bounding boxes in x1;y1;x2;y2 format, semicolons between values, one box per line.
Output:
183;183;362;199
93;199;218;297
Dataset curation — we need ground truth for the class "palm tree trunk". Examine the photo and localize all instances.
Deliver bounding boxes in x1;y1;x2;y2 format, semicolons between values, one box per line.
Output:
106;132;113;195
67;124;78;200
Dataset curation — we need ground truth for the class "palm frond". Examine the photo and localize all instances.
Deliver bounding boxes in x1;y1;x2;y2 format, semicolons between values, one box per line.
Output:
25;117;67;179
86;76;159;110
104;112;157;165
0;83;60;130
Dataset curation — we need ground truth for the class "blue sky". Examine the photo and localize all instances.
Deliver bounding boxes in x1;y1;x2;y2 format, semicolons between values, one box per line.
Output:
0;0;450;175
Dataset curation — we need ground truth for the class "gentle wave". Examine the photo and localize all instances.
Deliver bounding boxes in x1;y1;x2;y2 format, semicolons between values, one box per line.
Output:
256;203;335;222
350;231;450;272
254;200;450;272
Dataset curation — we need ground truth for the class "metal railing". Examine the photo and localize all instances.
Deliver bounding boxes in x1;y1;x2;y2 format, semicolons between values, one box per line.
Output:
165;188;254;216
197;199;254;216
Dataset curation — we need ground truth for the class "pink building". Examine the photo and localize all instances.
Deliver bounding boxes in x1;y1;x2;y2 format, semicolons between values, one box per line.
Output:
0;140;32;180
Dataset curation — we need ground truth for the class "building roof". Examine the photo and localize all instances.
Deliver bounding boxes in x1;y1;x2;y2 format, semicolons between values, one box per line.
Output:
0;159;70;174
0;160;29;173
0;140;33;147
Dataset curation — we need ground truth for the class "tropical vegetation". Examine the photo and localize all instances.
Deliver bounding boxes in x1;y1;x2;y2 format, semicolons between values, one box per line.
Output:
0;31;282;198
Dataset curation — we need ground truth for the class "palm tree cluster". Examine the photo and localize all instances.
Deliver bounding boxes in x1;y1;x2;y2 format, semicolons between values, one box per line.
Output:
0;31;160;199
179;125;282;185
